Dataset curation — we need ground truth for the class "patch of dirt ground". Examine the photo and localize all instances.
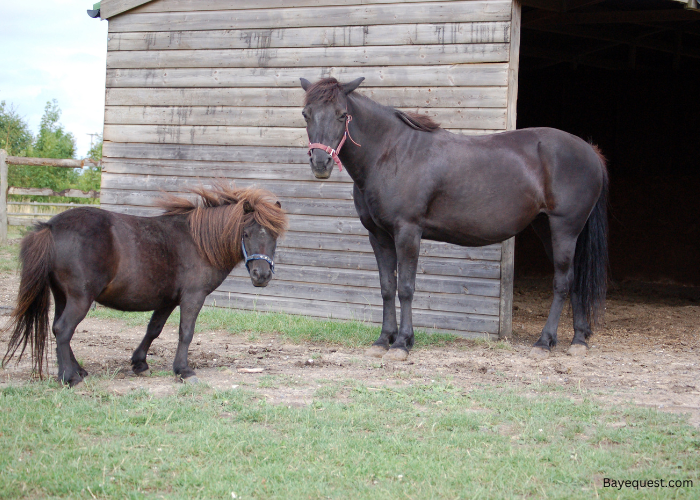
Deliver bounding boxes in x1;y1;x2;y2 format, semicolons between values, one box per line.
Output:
1;263;698;426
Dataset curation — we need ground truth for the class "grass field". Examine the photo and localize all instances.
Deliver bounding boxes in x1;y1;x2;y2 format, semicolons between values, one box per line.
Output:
1;235;698;499
1;376;698;499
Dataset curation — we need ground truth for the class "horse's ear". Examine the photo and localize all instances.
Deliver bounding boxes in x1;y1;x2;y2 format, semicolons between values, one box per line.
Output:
300;78;312;91
243;201;254;213
275;201;282;208
343;77;365;95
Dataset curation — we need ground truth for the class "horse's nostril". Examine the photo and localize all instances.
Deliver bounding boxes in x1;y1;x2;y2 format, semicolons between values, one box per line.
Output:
251;268;260;279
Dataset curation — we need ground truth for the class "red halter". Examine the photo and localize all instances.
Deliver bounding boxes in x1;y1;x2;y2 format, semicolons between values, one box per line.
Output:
307;114;361;172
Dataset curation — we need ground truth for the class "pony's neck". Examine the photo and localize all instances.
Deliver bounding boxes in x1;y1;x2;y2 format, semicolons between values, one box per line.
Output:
339;94;399;189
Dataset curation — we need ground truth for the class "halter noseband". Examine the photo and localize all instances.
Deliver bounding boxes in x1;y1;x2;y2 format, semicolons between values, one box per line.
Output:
307;113;361;172
241;238;275;274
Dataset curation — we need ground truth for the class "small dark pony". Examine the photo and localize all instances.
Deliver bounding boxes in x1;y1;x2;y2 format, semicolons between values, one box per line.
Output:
2;184;288;386
302;77;608;361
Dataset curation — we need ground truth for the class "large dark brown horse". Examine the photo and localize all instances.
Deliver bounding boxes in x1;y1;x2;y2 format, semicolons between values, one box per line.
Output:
2;185;288;386
301;77;608;361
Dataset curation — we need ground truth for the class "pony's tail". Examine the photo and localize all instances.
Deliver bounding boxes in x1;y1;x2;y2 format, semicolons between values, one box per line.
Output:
2;224;55;378
572;146;609;330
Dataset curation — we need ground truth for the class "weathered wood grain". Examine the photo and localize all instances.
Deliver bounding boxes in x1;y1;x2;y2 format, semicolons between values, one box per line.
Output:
102;142;309;163
100;175;354;200
216;278;500;316
107;43;510;69
225;264;501;297
103;124;309;147
105;64;510;88
131;0;504;13
108;2;512;32
108;23;511;51
104;106;507;130
105;87;509;108
100;0;152;19
206;290;499;335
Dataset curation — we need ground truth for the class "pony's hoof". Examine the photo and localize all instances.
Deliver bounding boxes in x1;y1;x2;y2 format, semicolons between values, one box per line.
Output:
529;347;550;359
182;375;200;384
366;345;389;358
567;344;588;357
383;348;409;362
135;368;151;377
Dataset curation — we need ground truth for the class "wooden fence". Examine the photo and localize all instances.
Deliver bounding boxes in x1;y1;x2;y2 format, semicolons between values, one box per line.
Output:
0;150;101;243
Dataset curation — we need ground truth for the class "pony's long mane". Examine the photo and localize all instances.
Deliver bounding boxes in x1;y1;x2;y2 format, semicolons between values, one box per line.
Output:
158;184;288;270
303;77;440;132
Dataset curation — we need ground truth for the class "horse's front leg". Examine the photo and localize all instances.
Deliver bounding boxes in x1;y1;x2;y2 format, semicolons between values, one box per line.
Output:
131;305;176;375
384;225;422;361
365;229;398;358
172;295;205;382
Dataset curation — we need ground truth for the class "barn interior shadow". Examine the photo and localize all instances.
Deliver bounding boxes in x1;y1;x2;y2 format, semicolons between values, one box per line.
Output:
515;0;700;302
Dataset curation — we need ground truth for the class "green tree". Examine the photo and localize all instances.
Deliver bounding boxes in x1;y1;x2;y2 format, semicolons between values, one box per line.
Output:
76;135;102;192
9;100;79;191
0;101;33;156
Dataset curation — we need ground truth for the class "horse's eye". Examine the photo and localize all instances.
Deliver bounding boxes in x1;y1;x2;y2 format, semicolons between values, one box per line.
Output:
302;111;310;121
338;112;347;121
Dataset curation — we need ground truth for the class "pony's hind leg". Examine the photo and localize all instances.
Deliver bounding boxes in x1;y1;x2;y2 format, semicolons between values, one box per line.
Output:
51;285;88;379
131;305;176;375
569;291;592;356
530;216;578;358
52;295;92;386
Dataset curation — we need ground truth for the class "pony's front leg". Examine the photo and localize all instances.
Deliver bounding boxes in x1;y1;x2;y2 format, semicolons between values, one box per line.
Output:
131;305;176;375
384;225;422;362
172;296;205;382
365;229;398;358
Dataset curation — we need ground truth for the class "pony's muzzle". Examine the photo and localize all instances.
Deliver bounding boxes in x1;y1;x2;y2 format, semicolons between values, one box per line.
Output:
249;263;272;287
310;150;333;179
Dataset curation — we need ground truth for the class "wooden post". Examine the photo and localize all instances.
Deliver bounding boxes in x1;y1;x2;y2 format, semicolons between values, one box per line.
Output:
499;0;521;339
0;149;7;244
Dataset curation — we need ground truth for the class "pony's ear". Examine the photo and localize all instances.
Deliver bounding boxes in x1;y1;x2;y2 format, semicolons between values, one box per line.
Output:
300;78;312;91
343;77;365;95
275;201;282;208
243;201;254;213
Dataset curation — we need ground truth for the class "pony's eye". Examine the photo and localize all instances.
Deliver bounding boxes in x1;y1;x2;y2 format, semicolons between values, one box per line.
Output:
338;112;347;121
302;111;310;121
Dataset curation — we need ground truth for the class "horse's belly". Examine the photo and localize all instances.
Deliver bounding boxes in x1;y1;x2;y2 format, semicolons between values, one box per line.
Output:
96;279;178;312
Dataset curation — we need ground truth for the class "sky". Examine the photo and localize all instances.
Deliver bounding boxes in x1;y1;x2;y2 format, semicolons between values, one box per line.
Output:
0;0;108;158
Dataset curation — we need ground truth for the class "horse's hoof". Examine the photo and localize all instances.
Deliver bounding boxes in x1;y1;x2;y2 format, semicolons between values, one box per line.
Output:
366;345;389;358
182;375;200;384
529;347;550;359
567;344;588;357
383;348;409;362
135;368;151;377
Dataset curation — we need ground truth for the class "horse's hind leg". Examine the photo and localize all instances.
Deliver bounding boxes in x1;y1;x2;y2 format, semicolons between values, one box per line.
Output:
131;305;176;375
530;216;578;358
52;295;92;386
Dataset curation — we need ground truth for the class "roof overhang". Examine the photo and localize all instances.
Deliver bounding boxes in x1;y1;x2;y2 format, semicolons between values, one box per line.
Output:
97;0;154;19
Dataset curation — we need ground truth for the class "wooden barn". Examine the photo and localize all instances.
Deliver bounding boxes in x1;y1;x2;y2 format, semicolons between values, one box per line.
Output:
91;0;700;340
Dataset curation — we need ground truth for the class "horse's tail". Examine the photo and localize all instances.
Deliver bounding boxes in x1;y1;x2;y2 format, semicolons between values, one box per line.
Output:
572;145;609;329
2;223;55;378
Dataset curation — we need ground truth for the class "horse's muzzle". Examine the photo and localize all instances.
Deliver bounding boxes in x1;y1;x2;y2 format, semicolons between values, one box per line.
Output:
249;263;272;287
310;150;333;179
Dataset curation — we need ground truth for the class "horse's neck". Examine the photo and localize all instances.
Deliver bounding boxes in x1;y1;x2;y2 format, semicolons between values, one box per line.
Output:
340;95;398;185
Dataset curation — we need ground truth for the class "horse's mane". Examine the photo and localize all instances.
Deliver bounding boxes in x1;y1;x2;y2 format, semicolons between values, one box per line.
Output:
157;184;288;270
395;110;441;132
304;77;345;105
303;77;440;133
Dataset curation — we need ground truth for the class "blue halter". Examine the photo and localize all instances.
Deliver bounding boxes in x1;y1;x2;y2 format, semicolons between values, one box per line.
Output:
241;238;275;274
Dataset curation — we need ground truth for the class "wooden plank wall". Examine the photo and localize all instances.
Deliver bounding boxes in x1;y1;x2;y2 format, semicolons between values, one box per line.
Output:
102;0;515;339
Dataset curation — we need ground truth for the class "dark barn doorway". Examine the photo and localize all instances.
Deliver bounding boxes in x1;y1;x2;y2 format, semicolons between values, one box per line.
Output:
516;0;700;286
